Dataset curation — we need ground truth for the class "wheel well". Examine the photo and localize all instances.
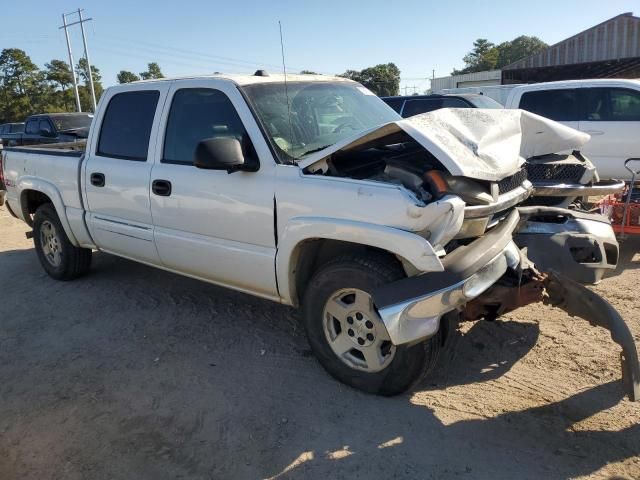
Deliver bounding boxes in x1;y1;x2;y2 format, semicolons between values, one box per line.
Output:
292;239;403;306
20;190;53;226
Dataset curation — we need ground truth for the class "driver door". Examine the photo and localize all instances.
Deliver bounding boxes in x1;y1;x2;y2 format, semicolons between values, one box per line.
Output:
149;79;278;299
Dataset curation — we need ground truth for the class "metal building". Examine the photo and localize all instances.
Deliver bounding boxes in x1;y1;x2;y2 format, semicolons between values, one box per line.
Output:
502;12;640;84
430;70;502;91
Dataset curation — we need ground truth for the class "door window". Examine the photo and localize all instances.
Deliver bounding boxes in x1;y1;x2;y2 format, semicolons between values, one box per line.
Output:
38;120;53;135
97;90;160;161
162;88;249;165
25;119;39;134
402;98;443;116
519;89;579;121
383;98;405;113
585;88;640;121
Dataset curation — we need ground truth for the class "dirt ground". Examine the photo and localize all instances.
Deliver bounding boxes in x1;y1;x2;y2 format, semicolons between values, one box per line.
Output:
0;206;639;480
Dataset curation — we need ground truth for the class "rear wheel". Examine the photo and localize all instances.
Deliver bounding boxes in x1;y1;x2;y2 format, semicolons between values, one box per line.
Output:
302;253;442;396
33;203;92;280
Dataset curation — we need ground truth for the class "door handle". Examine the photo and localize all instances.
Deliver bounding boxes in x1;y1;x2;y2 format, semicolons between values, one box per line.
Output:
584;130;605;136
152;179;172;197
90;172;105;187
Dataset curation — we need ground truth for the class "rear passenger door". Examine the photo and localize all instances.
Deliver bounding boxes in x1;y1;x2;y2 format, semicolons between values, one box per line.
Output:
579;87;640;180
148;80;278;299
517;88;580;131
83;84;169;264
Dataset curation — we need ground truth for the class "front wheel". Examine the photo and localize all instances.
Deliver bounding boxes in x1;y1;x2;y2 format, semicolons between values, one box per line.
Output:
33;203;92;280
302;253;442;396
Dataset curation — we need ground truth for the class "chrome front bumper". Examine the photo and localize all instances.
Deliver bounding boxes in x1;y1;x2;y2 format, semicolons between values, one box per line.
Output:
533;179;626;197
373;210;521;346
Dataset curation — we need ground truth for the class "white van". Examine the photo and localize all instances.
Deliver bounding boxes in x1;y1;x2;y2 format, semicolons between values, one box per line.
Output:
504;79;640;180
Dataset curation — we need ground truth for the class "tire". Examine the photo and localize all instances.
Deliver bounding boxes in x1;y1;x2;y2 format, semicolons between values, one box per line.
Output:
33;203;92;281
302;252;442;396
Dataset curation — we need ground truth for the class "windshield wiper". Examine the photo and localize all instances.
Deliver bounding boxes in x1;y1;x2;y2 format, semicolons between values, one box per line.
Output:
299;144;333;158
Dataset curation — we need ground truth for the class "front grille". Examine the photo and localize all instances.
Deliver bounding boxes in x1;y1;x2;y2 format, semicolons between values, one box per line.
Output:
497;168;528;194
526;163;586;183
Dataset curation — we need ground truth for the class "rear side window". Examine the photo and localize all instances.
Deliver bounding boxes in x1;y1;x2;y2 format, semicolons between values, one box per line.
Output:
519;89;579;121
441;98;472;108
97;90;160;161
383;98;405;113
402;98;443;117
585;88;640;121
163;88;248;165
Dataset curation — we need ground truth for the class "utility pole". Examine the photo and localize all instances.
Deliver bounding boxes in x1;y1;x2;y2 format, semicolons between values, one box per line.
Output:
60;13;82;112
78;9;96;111
59;9;96;112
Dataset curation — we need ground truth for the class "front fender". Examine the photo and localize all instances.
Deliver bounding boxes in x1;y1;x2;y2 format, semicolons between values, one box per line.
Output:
17;176;79;246
276;216;443;306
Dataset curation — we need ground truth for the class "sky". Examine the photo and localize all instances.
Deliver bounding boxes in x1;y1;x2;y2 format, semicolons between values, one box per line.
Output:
1;0;638;93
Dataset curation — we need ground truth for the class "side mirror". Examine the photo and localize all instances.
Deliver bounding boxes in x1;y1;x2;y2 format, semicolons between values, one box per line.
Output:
40;129;54;138
194;137;252;173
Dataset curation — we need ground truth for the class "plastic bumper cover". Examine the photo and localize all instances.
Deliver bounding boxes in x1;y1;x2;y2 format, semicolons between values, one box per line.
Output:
514;206;618;284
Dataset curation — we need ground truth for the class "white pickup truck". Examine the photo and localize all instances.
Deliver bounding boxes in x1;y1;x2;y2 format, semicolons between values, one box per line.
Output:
1;73;638;399
504;79;640;180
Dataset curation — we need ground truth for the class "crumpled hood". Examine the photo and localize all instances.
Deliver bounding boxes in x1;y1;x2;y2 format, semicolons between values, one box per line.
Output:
298;108;591;181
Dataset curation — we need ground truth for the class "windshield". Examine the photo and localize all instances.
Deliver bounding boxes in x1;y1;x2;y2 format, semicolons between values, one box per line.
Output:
50;114;93;131
241;81;401;162
465;95;503;108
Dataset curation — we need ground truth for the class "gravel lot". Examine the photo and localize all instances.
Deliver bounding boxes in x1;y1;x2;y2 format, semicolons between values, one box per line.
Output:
0;206;639;480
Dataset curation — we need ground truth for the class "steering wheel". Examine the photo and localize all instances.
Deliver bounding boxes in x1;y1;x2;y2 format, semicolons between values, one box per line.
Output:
332;122;357;134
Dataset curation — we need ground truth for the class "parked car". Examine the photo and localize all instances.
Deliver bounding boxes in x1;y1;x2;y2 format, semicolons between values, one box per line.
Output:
5;113;93;147
382;93;503;116
0;122;25;146
383;93;624;208
2;73;637;400
504;79;640;180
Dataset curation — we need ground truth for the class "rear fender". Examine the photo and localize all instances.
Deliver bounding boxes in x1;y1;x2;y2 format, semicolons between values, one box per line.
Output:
17;176;79;246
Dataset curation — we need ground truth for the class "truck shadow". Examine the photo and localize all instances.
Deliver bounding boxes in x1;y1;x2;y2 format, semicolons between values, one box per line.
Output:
0;248;636;480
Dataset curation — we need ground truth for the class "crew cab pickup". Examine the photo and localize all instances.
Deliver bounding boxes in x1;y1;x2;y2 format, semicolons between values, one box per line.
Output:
5;113;92;147
2;73;638;400
504;79;640;180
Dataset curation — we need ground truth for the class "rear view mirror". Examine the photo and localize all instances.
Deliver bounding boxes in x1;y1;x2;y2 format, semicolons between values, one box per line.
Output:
194;137;250;173
40;129;55;138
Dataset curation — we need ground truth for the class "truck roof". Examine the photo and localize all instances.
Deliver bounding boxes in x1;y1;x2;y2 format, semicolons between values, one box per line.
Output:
509;78;640;91
128;72;354;87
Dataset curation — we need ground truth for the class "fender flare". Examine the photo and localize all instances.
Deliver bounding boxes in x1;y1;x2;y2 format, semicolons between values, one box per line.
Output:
276;216;443;306
17;176;80;246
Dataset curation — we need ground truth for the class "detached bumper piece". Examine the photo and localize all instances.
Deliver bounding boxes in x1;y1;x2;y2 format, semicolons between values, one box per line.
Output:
546;271;640;402
372;210;521;346
514;206;618;284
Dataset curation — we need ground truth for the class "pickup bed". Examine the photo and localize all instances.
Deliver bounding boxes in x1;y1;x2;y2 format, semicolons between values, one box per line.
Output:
1;73;638;400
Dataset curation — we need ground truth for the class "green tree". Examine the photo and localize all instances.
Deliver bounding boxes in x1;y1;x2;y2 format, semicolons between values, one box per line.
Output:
452;36;548;75
140;62;164;80
75;58;103;112
117;70;140;84
44;59;74;110
300;70;318;75
452;39;495;74
339;63;400;96
0;48;42;122
495;36;548;68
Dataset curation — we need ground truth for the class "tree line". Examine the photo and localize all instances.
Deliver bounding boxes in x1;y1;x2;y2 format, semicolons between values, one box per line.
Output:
0;47;164;123
451;36;548;75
